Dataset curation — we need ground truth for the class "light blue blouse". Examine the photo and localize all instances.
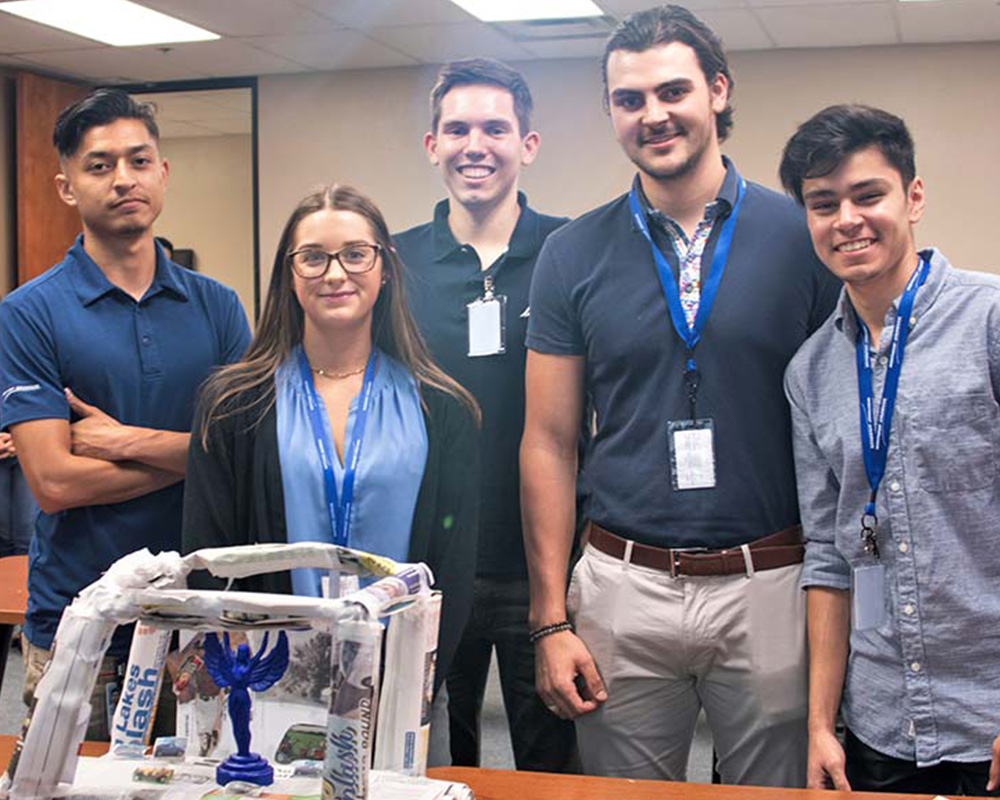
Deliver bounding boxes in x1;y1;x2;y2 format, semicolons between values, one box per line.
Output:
275;345;428;596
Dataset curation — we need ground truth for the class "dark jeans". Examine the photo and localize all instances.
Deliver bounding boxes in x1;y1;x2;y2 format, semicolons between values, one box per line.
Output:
0;458;36;557
447;575;578;772
846;729;999;796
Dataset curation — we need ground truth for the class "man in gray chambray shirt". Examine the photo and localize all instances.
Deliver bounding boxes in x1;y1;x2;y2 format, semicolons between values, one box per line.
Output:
780;104;1000;796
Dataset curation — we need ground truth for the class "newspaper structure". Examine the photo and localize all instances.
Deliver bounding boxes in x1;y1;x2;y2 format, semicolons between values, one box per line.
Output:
0;543;462;800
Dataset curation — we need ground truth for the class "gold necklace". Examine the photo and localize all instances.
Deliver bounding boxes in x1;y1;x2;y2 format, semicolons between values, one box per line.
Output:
311;364;367;380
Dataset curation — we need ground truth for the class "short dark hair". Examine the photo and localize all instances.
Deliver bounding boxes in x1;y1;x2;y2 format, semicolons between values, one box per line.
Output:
430;58;534;136
602;5;735;141
779;104;916;204
53;88;159;159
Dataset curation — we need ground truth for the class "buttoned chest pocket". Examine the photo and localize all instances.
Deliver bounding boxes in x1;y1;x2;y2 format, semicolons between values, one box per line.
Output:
911;392;998;493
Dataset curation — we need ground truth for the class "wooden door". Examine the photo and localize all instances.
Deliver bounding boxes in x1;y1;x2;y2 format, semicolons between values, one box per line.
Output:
15;71;88;285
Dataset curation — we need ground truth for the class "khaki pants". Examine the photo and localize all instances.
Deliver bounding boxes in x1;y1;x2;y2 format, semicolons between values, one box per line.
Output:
568;543;808;787
22;637;175;742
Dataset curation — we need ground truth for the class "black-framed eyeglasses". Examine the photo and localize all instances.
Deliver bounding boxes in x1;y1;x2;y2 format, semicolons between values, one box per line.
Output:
287;243;382;278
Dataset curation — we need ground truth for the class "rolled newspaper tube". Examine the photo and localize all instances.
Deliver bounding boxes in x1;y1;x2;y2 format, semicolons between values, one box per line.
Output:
374;591;442;776
110;624;171;749
321;619;383;800
347;565;432;620
8;609;117;800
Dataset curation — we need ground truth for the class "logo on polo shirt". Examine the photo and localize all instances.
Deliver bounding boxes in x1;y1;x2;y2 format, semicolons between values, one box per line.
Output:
1;383;41;403
520;306;530;318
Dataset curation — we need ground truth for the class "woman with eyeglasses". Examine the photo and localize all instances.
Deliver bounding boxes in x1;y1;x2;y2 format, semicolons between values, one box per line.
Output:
182;184;480;718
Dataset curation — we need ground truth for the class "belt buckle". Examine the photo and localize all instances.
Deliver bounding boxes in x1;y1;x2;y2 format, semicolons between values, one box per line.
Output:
667;546;710;578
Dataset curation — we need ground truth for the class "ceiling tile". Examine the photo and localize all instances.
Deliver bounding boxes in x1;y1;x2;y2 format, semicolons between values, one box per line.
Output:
897;0;1000;44
745;0;886;6
299;0;475;27
250;30;418;70
0;53;36;68
15;47;210;83
141;0;346;37
163;88;252;114
755;3;898;48
367;22;534;63
134;91;250;123
0;12;106;54
598;0;747;15
697;9;775;50
152;39;309;77
518;37;606;60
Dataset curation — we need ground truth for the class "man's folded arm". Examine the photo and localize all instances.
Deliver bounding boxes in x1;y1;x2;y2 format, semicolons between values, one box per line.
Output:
12;418;182;514
64;388;189;476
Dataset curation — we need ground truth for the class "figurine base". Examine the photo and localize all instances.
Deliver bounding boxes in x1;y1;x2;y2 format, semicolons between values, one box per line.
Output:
216;753;274;787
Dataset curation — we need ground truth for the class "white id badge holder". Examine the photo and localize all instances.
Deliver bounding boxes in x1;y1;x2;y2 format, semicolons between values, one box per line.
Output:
852;563;886;631
467;294;507;357
667;419;717;490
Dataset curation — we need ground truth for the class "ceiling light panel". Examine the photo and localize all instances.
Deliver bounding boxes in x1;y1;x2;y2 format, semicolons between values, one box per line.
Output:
447;0;604;22
0;0;220;46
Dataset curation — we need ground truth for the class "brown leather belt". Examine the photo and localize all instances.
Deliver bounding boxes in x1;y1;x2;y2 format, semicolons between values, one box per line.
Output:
586;522;804;578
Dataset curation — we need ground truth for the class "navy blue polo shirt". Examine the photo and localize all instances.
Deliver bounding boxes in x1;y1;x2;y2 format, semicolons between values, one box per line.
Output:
0;236;251;651
395;194;566;577
527;159;841;549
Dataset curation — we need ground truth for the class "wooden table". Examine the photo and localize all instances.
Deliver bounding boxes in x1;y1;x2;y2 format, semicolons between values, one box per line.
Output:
0;555;28;694
0;735;933;799
427;766;934;799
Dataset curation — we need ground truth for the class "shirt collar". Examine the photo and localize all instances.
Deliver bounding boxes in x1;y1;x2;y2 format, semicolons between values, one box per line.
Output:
429;191;539;263
70;234;189;306
834;248;947;341
630;155;739;234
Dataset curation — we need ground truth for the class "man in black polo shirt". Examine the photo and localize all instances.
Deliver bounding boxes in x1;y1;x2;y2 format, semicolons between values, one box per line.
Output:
394;58;575;772
521;6;840;787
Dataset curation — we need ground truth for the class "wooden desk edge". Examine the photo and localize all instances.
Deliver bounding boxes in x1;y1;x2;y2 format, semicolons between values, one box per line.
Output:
0;556;28;625
428;766;935;800
0;736;932;799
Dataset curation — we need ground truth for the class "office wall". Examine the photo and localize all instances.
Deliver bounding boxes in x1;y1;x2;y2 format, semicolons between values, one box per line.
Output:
157;134;254;323
259;41;1000;296
0;74;14;297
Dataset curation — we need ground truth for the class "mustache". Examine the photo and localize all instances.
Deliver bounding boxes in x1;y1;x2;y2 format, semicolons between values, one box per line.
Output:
109;195;148;208
640;124;684;144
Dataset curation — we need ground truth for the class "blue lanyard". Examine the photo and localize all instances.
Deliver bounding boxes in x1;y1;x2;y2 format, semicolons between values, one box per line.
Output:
628;174;746;418
297;347;378;547
855;255;930;555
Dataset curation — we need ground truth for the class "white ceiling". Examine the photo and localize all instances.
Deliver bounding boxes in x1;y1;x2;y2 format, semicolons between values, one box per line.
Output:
0;0;997;86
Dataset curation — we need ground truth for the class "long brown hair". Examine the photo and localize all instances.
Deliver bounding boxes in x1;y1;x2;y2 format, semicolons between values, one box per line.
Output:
197;184;479;448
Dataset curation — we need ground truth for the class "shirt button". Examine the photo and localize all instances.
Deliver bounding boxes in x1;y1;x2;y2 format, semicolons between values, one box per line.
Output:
898;541;909;553
878;355;888;366
910;661;921;673
910;316;918;327
903;603;915;616
141;335;151;345
889;480;901;493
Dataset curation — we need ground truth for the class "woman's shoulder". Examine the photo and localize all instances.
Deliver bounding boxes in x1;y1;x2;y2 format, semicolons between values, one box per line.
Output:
418;381;475;429
196;366;277;443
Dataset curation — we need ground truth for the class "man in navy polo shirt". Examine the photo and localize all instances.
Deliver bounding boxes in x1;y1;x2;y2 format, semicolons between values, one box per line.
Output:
394;59;576;771
0;89;250;737
521;5;839;787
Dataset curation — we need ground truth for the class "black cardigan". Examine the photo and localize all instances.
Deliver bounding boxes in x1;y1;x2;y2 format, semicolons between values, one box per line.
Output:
182;382;479;694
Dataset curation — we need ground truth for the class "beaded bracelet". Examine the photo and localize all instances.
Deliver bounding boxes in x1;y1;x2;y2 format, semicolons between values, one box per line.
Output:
528;620;575;644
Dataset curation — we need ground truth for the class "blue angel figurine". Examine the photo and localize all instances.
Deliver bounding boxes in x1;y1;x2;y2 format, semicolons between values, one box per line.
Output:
203;631;290;786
